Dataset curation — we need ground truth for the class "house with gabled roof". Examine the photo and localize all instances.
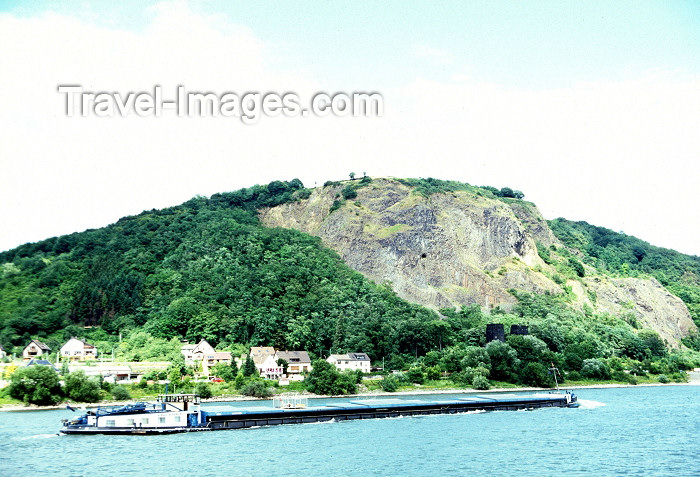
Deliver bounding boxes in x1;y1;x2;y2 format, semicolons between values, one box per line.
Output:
327;352;371;373
249;347;282;378
181;339;215;364
60;337;97;361
25;358;59;372
202;351;233;375
23;340;51;361
275;350;313;376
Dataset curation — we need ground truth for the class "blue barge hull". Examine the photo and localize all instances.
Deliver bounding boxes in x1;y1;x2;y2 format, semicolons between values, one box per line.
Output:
60;392;578;435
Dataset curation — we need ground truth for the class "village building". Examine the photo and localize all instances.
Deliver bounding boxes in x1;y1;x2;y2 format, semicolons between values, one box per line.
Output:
181;339;215;364
275;350;312;377
25;358;59;372
22;339;51;361
256;354;284;379
202;351;233;375
249;346;277;376
77;365;135;383
326;352;371;373
60;337;98;361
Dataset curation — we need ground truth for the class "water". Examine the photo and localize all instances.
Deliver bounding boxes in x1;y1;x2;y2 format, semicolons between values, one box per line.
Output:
1;386;698;476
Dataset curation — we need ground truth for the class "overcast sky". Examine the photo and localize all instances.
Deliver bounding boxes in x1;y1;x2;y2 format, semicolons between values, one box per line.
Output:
1;1;699;255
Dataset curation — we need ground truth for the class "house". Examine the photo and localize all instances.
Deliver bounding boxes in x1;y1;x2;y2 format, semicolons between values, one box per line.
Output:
60;337;97;361
23;340;51;361
275;351;312;376
77;365;135;383
326;352;371;374
256;354;284;379
181;340;215;364
25;359;59;372
202;351;233;375
249;346;277;375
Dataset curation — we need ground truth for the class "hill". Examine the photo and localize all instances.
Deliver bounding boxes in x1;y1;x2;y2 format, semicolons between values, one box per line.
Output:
1;177;698;377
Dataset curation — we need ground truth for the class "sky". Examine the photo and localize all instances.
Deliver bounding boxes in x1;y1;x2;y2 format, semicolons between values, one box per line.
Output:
1;0;699;255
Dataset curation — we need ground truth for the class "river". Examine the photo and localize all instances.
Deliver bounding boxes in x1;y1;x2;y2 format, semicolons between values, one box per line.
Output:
1;385;697;476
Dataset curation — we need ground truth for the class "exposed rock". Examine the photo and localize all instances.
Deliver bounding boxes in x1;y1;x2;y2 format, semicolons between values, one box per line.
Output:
261;178;697;346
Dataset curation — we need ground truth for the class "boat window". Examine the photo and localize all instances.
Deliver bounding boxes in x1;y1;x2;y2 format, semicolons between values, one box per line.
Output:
174;415;181;423
142;418;149;425
159;417;166;424
106;420;115;427
127;419;134;426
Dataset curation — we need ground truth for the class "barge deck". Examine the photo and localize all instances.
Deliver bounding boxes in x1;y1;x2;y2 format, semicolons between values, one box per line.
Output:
60;392;578;435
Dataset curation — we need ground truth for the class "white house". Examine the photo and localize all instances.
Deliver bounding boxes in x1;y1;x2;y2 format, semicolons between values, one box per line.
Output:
22;340;51;361
257;354;284;379
326;352;371;373
181;340;215;364
249;346;276;375
60;337;98;361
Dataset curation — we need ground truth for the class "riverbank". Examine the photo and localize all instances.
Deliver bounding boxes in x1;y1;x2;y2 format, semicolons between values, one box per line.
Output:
2;377;697;412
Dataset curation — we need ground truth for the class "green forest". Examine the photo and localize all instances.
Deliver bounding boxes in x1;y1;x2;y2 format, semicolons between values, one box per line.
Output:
1;177;699;399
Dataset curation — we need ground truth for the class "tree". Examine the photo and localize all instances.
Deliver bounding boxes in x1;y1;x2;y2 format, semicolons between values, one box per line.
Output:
211;362;236;382
241;380;273;398
305;359;356;395
518;362;553;388
472;374;490;390
349;172;356;180
111;385;131;400
229;358;239;377
486;341;520;382
64;370;102;402
380;374;399;392
276;358;288;375
242;354;257;377
8;366;63;405
195;382;213;399
568;258;585;277
580;359;611;380
405;367;425;384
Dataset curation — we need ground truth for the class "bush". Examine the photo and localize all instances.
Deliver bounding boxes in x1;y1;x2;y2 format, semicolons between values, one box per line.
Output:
111;385;131;401
657;374;670;384
518;362;553;388
486;341;520;382
195;382;213;399
380;374;399;392
241;381;273;398
354;369;364;384
341;186;357;200
426;366;442;381
305;360;356;395
472;375;490;390
329;200;343;213
405;367;425;384
64;370;102;403
8;366;63;405
580;359;611;380
567;371;581;381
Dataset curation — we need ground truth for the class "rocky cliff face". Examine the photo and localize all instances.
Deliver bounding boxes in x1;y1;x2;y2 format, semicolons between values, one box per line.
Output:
260;178;696;347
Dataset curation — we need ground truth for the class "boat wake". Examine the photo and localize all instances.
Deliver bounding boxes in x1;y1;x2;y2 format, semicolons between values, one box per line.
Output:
577;399;606;409
18;433;60;440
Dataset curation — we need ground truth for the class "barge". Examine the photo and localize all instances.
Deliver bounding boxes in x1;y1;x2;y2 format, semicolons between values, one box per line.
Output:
60;391;578;435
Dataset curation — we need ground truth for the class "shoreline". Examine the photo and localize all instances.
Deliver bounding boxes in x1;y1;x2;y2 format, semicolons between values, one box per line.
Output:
1;380;696;413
